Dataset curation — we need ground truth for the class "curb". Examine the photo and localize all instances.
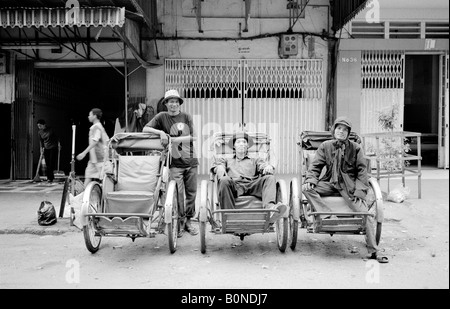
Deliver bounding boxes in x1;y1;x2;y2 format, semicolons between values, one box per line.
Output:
0;220;80;236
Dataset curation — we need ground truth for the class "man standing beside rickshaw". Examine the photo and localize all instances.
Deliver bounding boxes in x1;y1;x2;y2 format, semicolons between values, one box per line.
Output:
143;89;199;237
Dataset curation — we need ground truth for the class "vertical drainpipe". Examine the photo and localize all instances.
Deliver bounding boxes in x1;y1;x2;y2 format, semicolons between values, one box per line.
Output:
326;38;337;131
124;41;128;132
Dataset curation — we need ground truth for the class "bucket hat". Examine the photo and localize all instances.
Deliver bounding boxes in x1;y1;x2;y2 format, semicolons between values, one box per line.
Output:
162;89;184;105
228;132;254;149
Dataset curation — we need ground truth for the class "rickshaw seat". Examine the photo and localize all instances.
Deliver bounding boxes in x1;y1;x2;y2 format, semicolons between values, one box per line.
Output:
235;195;263;209
105;155;161;214
319;197;354;214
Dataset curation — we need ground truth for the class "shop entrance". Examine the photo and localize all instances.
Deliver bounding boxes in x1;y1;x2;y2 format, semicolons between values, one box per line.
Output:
34;67;125;177
404;55;440;167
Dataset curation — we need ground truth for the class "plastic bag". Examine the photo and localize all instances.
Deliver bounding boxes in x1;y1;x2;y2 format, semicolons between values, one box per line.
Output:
37;201;57;226
387;185;411;203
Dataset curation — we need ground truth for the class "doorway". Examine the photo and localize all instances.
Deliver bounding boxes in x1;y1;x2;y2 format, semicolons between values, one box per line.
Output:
35;67;125;177
404;55;440;167
0;103;11;179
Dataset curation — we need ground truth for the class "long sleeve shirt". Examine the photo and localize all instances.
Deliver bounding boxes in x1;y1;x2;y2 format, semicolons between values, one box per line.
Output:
305;139;369;200
211;155;269;181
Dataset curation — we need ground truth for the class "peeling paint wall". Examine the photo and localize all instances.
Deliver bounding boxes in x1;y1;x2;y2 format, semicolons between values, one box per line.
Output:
147;0;332;109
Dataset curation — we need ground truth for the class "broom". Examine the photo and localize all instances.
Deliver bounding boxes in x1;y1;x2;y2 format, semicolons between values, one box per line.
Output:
32;151;44;183
54;142;66;179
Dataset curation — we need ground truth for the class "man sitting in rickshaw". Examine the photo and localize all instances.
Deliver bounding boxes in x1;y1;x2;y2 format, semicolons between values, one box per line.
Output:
302;117;389;263
211;132;287;223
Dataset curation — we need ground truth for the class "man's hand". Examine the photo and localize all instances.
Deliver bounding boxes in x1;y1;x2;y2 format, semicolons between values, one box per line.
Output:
160;133;169;147
76;152;86;161
352;197;367;209
262;165;274;175
302;182;316;191
215;165;227;179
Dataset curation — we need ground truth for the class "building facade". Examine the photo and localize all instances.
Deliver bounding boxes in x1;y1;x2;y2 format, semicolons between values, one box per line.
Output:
1;0;383;179
336;0;449;168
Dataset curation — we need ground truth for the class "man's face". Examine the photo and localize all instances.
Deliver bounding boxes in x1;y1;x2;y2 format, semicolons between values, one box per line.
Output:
165;98;181;113
37;124;45;130
234;138;248;153
334;124;349;141
88;111;96;123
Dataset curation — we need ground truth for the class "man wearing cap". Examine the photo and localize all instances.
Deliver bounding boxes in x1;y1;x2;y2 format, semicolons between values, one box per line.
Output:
302;117;388;263
143;89;199;237
211;132;287;223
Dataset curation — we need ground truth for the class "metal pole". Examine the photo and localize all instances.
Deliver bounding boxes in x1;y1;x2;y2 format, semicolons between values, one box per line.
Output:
124;41;128;132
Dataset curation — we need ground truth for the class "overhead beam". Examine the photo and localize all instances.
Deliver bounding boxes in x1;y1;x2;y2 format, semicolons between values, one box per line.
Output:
128;0;156;32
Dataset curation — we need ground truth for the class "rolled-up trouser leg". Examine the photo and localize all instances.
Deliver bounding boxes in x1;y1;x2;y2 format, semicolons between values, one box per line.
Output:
302;181;337;213
218;176;238;209
340;190;378;254
183;166;198;219
245;175;277;208
170;167;187;221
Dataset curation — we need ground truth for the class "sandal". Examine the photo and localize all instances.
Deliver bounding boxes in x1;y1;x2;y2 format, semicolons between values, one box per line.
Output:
368;253;389;263
376;256;389;263
185;219;199;236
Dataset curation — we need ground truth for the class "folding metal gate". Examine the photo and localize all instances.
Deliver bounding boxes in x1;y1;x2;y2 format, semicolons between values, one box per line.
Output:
360;50;405;135
442;52;449;169
165;58;325;174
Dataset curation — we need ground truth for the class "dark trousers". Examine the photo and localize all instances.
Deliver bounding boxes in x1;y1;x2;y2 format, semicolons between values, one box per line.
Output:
303;181;378;254
170;166;197;220
218;175;277;209
43;147;58;182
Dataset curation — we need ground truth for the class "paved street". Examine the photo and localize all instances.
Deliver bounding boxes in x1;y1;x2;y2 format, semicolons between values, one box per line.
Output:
0;169;448;290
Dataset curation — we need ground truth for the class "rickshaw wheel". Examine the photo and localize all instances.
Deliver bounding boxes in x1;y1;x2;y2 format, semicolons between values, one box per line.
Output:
166;181;178;254
276;180;288;252
59;176;84;218
289;178;300;251
83;183;102;253
376;222;382;245
200;180;209;254
275;217;288;252
289;218;299;251
200;221;206;253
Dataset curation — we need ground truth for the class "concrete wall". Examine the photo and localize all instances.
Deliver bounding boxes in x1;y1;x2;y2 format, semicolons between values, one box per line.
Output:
146;0;331;110
336;50;362;132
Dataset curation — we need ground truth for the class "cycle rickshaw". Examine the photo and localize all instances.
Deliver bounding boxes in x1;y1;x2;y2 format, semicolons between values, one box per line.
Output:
199;132;289;254
288;131;384;251
80;132;180;254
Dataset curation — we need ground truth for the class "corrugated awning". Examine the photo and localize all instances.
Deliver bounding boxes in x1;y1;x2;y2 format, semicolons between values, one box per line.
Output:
332;0;369;31
0;6;125;28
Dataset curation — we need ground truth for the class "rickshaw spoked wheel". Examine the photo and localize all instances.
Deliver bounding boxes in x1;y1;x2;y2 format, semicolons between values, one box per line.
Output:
166;181;178;254
83;183;102;253
275;217;288;252
59;176;84;218
289;178;300;251
275;180;288;253
376;222;382;245
200;180;209;254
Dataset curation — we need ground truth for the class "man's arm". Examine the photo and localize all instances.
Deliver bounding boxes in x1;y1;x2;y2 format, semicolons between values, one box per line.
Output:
211;157;227;179
76;127;101;161
304;143;327;186
353;145;369;200
142;115;169;145
256;158;274;175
